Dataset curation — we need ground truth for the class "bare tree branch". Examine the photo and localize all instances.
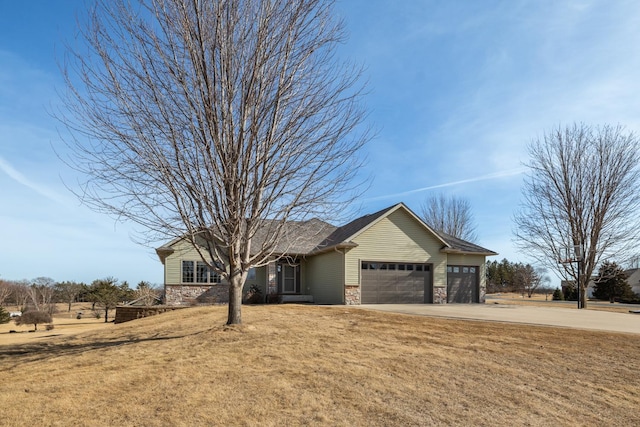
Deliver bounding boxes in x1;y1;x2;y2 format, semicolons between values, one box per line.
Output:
0;280;12;307
57;0;369;324
514;123;640;308
420;193;477;242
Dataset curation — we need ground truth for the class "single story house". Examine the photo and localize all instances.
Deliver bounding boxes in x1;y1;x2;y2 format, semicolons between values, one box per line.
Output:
623;268;640;296
586;268;640;298
156;202;497;306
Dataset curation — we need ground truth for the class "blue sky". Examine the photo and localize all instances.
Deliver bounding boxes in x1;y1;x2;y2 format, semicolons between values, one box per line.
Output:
2;1;640;286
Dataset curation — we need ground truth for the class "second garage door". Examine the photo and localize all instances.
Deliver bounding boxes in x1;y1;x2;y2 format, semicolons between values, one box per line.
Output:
361;262;432;304
447;265;479;303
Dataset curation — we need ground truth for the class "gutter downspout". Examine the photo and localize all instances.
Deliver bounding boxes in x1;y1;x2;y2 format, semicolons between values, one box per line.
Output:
334;246;346;304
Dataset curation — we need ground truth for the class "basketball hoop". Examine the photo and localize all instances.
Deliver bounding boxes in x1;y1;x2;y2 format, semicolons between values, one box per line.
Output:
558;243;584;309
558;246;574;264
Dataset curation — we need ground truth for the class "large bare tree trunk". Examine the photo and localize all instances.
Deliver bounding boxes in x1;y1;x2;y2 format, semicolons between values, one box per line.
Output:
580;283;588;309
227;276;244;325
59;0;369;326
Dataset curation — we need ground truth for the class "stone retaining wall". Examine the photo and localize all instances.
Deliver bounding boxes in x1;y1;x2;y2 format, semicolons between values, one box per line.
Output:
114;306;186;324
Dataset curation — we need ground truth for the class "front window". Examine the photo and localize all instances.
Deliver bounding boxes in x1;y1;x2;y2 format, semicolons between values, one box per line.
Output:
196;261;209;283
182;260;194;283
183;260;221;284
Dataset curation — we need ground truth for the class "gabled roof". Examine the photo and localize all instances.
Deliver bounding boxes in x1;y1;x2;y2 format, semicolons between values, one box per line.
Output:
435;231;498;256
624;268;640;282
311;202;450;254
251;218;337;255
155;218;336;263
312;204;398;251
156;202;497;259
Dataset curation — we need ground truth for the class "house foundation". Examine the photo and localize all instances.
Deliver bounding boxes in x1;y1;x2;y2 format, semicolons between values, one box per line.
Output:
344;285;361;305
165;285;229;305
433;287;447;304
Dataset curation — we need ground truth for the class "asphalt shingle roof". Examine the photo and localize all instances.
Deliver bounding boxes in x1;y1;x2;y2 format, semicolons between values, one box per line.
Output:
158;203;497;257
250;218;337;255
312;204;397;252
435;230;498;255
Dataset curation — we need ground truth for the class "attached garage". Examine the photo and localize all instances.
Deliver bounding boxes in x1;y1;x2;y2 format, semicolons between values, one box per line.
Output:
159;202;497;306
446;265;479;303
360;261;432;304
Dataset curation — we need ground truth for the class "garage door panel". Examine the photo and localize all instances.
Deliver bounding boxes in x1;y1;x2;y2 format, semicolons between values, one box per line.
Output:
377;289;422;301
447;266;478;303
361;292;378;304
397;290;423;301
361;262;431;304
397;286;423;294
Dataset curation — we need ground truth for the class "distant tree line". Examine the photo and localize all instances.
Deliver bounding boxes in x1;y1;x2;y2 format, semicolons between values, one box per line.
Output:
486;259;551;298
0;277;162;322
487;258;640;303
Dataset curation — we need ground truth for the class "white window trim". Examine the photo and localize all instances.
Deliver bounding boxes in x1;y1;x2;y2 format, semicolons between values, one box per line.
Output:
182;260;222;284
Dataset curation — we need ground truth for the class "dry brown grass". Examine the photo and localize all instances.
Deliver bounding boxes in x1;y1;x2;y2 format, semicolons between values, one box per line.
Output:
1;304;639;426
489;293;634;313
0;304;113;345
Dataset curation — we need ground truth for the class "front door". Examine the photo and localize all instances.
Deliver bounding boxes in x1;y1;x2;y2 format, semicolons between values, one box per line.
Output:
282;264;296;293
278;263;300;294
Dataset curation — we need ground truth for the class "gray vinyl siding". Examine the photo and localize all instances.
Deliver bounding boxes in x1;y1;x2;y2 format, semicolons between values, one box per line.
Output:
305;250;344;304
345;208;448;289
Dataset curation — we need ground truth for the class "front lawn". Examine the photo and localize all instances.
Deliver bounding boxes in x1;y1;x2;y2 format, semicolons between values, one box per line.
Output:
0;304;638;426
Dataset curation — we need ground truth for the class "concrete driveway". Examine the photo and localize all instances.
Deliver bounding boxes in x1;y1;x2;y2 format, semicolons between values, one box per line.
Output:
356;304;640;335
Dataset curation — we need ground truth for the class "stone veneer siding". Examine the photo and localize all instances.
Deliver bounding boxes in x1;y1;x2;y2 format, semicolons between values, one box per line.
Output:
344;285;360;305
165;285;229;305
433;287;447;304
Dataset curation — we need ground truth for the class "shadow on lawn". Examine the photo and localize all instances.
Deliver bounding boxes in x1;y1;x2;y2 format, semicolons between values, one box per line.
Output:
0;330;210;369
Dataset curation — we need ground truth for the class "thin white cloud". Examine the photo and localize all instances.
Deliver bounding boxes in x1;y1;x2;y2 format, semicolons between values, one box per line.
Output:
0;155;65;203
365;167;527;202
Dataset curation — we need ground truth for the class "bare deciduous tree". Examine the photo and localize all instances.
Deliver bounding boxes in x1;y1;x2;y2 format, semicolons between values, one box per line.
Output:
514;264;549;298
26;277;57;313
514;124;640;308
10;280;31;312
0;280;12;307
55;281;84;312
135;281;161;306
59;0;368;325
420;194;477;242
